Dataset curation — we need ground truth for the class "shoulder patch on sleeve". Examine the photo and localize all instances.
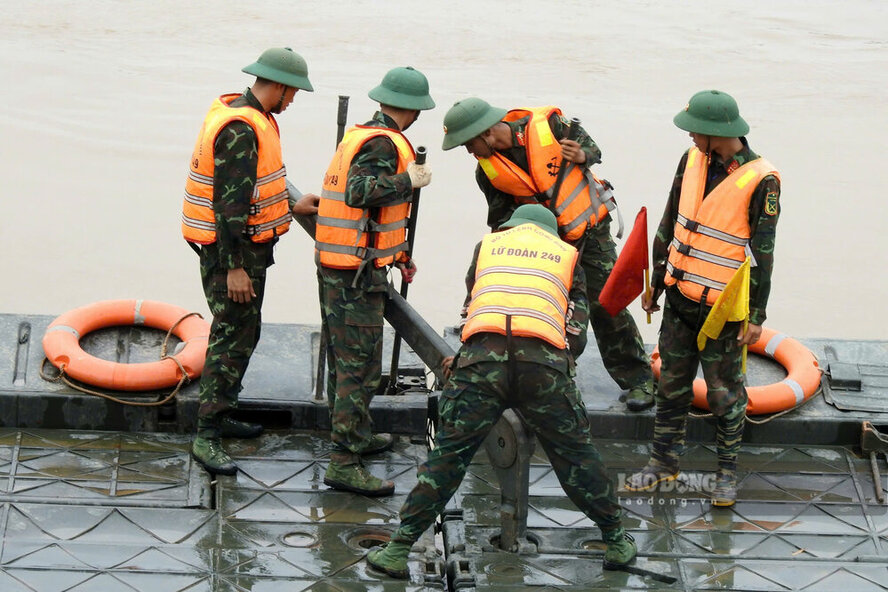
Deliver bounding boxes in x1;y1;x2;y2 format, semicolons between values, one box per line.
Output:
765;191;779;216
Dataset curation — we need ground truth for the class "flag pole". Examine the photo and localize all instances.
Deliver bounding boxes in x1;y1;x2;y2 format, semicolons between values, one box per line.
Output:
643;267;652;324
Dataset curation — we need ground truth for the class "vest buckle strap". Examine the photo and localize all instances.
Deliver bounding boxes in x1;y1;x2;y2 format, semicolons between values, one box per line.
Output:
249;204;261;215
316;215;363;230
244;225;257;237
367;218;408;232
559;206;593;234
368;241;408;259
677;242;691;255
315;240;367;259
682;219;699;232
668;262;727;292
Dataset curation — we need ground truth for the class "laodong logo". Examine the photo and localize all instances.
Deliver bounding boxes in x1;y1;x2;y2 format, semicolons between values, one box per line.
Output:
616;471;718;495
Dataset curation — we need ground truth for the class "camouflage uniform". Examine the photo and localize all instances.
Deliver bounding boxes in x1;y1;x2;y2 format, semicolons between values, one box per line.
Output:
389;241;624;544
319;111;413;458
196;89;277;438
648;141;780;471
318;266;387;453
476;113;653;396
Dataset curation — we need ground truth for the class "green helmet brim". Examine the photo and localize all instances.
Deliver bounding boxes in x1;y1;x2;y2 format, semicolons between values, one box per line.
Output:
242;63;314;92
673;110;748;137
441;105;507;151
368;85;435;111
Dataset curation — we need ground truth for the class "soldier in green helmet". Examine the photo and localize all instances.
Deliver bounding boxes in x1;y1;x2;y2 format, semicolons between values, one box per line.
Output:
365;204;637;579
441;97;656;412
626;90;781;507
183;47;321;475
316;66;434;496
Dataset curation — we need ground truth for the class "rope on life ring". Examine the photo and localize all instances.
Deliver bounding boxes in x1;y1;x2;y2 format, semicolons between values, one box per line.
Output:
650;327;821;416
42;299;210;392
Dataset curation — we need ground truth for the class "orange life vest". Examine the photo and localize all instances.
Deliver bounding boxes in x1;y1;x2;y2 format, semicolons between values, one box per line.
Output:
315;125;414;269
462;224;578;349
182;94;291;244
476;106;612;241
665;147;780;305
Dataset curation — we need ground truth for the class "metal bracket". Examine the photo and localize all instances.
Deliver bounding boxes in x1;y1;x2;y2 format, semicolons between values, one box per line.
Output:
483;409;536;553
828;362;863;391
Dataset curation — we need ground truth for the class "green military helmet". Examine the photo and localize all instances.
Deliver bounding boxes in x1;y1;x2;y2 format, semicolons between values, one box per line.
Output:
673;90;748;137
499;204;559;237
441;97;508;151
368;66;435;111
242;47;314;92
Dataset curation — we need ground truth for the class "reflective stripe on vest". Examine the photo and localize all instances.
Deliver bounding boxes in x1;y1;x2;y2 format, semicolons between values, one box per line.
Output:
475;106;610;241
181;94;290;244
462;224;578;349
665;147;780;305
315;126;414;269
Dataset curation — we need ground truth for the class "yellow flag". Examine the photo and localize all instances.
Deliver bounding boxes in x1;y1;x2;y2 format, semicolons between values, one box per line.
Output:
697;257;750;353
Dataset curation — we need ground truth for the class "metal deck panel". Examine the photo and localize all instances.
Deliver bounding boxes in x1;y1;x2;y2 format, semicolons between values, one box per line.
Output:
0;429;885;590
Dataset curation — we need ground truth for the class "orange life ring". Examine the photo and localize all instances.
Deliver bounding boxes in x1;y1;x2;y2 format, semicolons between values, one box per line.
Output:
650;326;821;415
42;299;210;391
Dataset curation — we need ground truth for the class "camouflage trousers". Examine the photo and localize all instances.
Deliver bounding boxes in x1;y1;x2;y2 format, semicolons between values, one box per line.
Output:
318;268;386;455
650;287;747;471
393;359;622;544
196;251;267;438
581;220;652;391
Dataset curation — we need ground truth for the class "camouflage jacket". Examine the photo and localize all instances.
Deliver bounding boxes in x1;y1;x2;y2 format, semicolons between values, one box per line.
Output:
209;88;275;273
317;111;414;291
650;140;780;326
475;112;602;230
455;240;590;375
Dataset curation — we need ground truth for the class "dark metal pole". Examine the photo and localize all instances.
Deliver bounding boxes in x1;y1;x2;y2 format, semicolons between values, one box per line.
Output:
387;146;427;393
547;117;581;213
335;95;349;145
314;96;350;403
384;284;453;381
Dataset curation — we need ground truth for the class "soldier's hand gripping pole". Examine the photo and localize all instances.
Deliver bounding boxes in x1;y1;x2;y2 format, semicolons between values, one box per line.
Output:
313;96;350;403
388;146;427;394
548;117;581;215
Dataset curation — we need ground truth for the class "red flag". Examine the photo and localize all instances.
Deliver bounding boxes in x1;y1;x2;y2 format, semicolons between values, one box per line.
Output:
598;207;649;316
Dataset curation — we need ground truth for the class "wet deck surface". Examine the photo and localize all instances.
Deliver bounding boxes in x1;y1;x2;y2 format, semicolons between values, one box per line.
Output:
1;428;886;591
